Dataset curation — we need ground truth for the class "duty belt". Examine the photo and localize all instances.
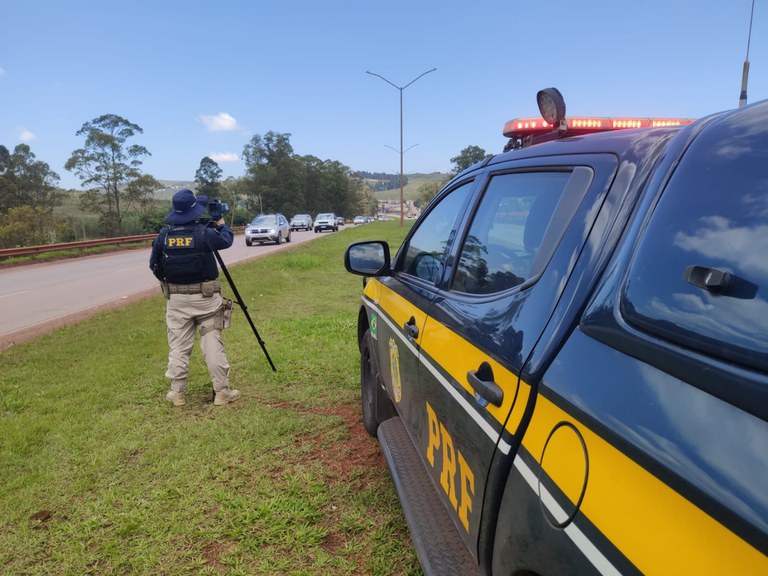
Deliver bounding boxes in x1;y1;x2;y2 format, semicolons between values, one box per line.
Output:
166;280;221;295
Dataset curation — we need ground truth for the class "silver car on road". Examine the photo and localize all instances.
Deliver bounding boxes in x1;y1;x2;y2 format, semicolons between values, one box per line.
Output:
245;214;291;245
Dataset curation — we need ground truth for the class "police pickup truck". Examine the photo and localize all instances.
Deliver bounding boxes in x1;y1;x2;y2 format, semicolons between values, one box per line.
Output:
344;89;768;575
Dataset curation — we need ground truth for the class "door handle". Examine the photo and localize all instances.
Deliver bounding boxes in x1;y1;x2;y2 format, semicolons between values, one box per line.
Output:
467;361;503;407
404;317;419;340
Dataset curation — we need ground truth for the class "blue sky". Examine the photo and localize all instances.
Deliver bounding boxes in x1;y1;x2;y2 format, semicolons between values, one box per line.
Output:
2;0;766;190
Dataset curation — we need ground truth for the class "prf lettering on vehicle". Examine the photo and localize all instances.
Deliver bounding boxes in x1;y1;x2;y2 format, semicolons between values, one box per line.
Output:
165;235;195;248
426;401;475;532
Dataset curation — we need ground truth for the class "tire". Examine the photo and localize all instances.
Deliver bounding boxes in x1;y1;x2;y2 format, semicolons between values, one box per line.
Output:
275;233;281;245
286;230;292;242
245;238;252;246
314;228;319;233
360;329;395;437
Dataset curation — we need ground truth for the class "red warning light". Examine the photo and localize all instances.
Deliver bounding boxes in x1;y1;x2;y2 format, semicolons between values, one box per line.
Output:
503;116;695;139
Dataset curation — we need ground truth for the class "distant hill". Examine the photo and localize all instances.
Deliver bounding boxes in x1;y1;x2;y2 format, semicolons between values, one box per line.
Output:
371;172;450;201
155;181;196;200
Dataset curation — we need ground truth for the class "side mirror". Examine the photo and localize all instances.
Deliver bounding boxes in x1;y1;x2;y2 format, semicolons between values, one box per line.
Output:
344;241;391;276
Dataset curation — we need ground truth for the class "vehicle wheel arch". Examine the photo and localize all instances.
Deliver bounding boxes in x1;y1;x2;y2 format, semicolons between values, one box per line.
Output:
357;306;369;349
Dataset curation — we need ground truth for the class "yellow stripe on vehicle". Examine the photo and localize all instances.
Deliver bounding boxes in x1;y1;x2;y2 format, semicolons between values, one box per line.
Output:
420;316;530;435
364;281;530;452
521;394;767;575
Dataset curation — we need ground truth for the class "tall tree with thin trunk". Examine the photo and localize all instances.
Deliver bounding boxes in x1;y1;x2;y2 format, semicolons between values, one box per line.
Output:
65;114;151;236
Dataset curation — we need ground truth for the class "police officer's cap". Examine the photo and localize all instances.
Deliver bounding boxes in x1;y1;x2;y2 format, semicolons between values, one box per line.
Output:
166;189;208;224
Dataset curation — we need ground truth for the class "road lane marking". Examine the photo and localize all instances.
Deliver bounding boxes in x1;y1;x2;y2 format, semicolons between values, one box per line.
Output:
0;290;29;299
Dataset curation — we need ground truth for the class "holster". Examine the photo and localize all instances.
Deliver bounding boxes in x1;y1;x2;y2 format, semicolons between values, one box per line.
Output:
161;281;170;300
222;298;234;329
207;297;234;334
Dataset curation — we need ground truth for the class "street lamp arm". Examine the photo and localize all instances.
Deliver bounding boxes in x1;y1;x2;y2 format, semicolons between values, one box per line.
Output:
367;66;436;227
366;70;401;90
402;67;437;89
384;143;419;154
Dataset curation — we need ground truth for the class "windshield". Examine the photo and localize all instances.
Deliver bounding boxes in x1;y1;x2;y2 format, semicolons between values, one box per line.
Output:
251;215;277;226
317;213;333;219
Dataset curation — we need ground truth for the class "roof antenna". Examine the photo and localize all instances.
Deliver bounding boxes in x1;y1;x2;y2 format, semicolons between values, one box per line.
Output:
739;0;756;107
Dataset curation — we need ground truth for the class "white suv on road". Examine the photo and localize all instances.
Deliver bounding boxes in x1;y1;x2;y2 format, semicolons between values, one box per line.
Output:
313;213;337;233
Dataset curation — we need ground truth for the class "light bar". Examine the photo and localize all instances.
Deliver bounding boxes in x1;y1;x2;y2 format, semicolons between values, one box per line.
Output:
503;116;695;138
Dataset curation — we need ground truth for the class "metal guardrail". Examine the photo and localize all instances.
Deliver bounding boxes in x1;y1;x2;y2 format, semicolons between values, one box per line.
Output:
0;235;156;258
0;227;247;259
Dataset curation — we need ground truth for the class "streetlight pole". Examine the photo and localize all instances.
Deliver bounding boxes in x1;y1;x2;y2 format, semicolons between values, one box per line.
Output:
367;68;436;226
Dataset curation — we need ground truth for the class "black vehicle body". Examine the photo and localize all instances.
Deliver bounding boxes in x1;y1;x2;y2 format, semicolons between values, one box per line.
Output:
345;100;768;575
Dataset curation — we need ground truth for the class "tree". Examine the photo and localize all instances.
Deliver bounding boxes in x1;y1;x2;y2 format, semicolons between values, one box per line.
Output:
0;144;62;214
450;145;488;175
242;132;303;214
240;131;373;219
194;156;223;199
415;180;442;208
0;205;50;248
65;114;151;236
126;174;164;230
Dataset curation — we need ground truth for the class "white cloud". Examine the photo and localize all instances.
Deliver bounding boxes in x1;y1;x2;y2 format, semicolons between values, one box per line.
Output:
18;128;35;142
209;151;239;163
200;112;239;132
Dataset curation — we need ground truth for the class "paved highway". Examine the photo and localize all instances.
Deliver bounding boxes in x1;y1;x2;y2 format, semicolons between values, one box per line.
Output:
0;229;322;348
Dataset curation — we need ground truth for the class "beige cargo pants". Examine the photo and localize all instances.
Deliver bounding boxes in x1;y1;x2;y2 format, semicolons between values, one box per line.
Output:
165;291;230;393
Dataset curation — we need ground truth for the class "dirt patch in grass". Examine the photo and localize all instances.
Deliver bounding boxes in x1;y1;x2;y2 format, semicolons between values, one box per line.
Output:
203;540;238;572
265;399;385;485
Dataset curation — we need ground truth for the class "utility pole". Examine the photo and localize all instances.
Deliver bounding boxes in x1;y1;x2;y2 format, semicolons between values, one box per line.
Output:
367;68;437;226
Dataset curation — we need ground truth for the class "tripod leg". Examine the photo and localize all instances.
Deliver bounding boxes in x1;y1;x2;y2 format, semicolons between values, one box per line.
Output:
213;249;277;372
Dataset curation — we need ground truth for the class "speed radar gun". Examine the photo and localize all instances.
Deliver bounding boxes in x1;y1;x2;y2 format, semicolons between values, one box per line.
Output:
203;200;277;372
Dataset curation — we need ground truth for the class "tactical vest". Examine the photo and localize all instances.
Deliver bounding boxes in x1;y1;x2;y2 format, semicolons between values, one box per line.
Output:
162;224;209;284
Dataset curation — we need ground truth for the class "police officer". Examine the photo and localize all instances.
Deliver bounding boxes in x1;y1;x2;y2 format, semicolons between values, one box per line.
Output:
149;189;240;407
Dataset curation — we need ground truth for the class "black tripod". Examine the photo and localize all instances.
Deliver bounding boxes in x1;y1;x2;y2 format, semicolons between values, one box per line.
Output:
213;249;277;372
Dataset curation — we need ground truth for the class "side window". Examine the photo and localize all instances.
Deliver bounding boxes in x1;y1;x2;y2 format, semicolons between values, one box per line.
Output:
622;117;768;372
453;171;576;294
399;181;473;284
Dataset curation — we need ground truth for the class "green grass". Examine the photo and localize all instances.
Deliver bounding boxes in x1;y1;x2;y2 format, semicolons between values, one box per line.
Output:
0;221;419;575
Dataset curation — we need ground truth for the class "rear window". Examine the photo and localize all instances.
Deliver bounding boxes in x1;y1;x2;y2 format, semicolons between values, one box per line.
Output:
622;110;768;372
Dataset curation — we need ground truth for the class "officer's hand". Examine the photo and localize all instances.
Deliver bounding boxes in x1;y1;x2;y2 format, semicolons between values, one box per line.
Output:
214;218;225;227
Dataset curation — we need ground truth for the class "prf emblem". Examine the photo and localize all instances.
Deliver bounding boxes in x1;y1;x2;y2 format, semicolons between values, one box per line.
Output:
165;235;195;248
370;312;378;339
388;338;402;403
